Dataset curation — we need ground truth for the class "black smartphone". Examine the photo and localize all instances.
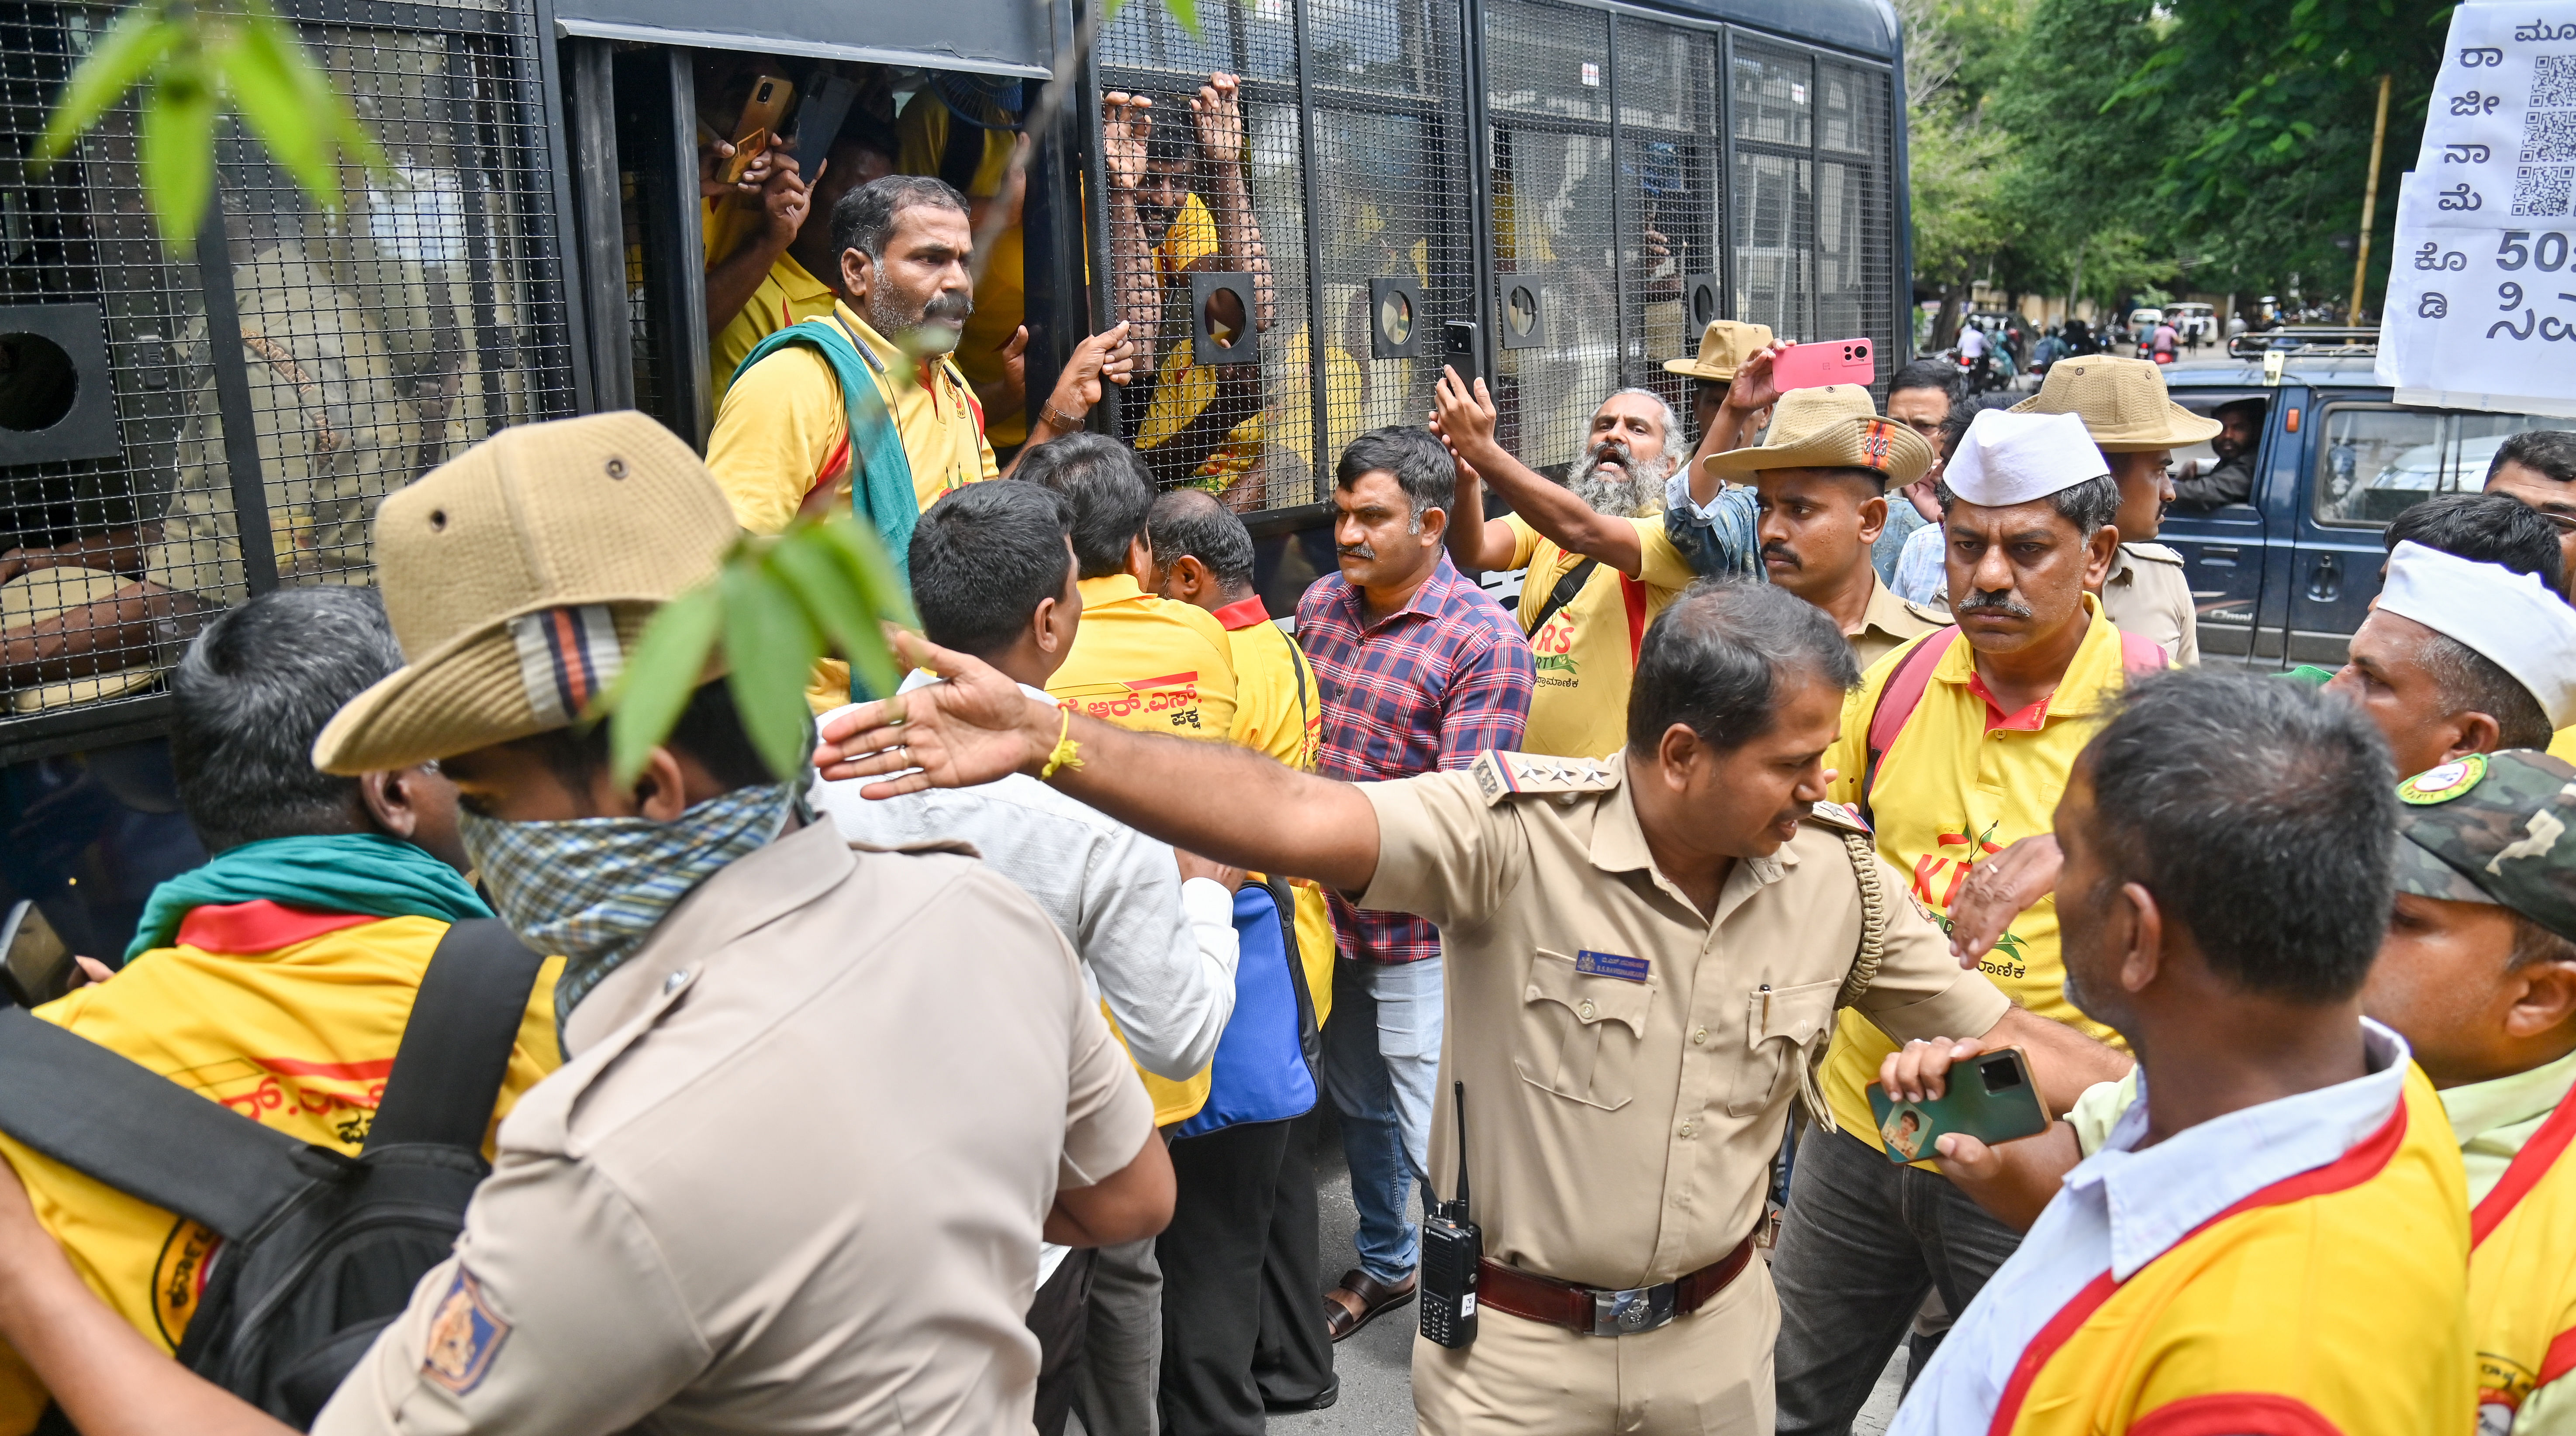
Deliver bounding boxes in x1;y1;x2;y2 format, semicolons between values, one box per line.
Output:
1443;320;1482;392
793;75;858;177
1865;1046;2049;1164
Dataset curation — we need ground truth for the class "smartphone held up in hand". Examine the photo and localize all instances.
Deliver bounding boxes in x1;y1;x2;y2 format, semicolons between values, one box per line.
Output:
1443;320;1482;393
721;74;796;185
1770;337;1875;391
1866;1046;2048;1164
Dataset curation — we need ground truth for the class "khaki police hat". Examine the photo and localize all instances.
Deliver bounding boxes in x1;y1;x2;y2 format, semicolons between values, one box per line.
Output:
1664;320;1775;382
2008;355;2221;452
1700;384;1935;488
311;412;734;775
0;568;158;714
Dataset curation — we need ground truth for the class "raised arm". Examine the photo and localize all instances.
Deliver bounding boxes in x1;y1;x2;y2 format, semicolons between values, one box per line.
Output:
815;630;1383;892
1687;344;1785;504
1101;93;1162;358
1191;74;1275;331
1429;368;1643;575
1440;441;1526;574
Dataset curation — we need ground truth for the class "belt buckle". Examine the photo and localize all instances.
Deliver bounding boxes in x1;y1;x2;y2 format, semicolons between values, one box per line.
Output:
1589;1281;1676;1336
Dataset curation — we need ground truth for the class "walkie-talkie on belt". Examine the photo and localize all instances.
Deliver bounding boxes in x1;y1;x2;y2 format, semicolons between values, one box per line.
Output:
1419;1080;1481;1348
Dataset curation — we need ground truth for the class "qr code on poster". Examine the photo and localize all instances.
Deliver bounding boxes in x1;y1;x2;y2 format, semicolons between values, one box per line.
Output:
2526;108;2576;162
2534;54;2576;107
2515;165;2576;217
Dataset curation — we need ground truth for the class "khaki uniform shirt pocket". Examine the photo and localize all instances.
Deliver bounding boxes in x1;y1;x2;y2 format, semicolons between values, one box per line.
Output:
1723;979;1838;1117
1514;949;1655;1111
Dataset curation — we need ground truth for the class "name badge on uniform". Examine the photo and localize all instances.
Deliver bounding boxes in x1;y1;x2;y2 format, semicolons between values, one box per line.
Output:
1575;949;1649;982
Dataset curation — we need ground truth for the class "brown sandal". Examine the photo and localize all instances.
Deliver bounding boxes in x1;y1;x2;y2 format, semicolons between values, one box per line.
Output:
1323;1267;1417;1342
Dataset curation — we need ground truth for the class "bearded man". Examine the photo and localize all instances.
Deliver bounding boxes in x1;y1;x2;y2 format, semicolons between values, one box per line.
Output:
706;175;1136;709
1432;375;1704;758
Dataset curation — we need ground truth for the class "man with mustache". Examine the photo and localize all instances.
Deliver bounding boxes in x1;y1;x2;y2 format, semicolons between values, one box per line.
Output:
1699;385;1949;669
807;579;2113;1436
705;175;1138;712
1430;376;1703;758
1768;410;2157;1435
1292;425;1532;1343
2012;357;2216;665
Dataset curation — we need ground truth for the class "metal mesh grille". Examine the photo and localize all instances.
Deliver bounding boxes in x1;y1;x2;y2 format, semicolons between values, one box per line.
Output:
1307;0;1471;481
0;0;572;731
1483;0;1613;473
1097;0;1316;509
1730;39;1812;346
1614;17;1716;414
1815;59;1890;388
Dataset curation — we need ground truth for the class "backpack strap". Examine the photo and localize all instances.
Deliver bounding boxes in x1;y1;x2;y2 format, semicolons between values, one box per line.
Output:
1263;873;1321;1084
0;1008;320;1242
1859;627;1957;830
364;919;549;1154
1620;572;1649;664
1524;556;1602;638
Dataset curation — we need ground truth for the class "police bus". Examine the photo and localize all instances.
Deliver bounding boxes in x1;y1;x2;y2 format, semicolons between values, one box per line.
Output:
0;0;1907;953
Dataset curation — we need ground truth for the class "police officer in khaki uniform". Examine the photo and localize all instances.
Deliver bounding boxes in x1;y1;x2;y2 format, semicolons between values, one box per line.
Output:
2012;356;2215;665
813;579;2120;1435
0;413;1172;1436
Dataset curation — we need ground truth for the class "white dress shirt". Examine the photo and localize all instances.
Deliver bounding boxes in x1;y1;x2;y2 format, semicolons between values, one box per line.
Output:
1891;1019;2414;1435
814;677;1242;1290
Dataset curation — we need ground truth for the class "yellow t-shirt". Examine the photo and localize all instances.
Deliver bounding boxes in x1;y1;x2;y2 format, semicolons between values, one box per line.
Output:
2551;726;2576;764
1508;513;1696;759
704;302;1001;713
1136;193;1262;490
1818;596;2132;1150
710;250;838;403
1216;596;1333;1026
1045;574;1239;741
955;224;1028;450
1261;329;1364;487
0;910;563;1433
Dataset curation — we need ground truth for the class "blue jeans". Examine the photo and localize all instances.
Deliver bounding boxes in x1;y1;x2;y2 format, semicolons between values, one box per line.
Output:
1323;955;1443;1285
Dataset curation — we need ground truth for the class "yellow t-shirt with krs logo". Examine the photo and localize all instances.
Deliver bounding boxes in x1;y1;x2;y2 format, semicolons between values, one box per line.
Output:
1506;513;1696;760
1046;574;1240;742
0;910;562;1435
1817;597;2133;1156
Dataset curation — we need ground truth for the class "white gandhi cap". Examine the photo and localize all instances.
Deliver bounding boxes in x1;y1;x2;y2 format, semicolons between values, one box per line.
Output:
1942;410;2110;508
2377;540;2576;729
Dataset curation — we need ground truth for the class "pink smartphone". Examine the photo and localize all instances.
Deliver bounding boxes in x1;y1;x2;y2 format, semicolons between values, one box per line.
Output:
1771;338;1877;390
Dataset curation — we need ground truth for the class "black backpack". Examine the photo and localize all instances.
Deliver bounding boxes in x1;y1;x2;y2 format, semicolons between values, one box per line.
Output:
0;919;546;1431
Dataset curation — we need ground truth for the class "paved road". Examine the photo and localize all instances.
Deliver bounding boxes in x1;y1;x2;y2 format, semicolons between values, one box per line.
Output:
1266;1117;1910;1436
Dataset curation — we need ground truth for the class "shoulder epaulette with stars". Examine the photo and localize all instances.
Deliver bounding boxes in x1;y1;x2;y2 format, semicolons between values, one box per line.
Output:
1468;750;1621;807
1805;800;1872;836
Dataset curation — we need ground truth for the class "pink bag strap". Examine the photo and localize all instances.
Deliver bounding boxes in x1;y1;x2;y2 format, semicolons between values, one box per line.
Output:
1861;627;1957;826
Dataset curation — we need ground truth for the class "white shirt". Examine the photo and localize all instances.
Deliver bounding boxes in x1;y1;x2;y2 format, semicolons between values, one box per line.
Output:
814;677;1243;1289
1890;1019;2414;1436
1958;327;1987;359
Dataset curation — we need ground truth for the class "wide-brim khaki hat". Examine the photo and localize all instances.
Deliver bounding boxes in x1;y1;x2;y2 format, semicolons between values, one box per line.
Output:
2010;355;2220;451
1665;320;1775;381
0;568;158;713
312;412;736;775
1701;385;1935;487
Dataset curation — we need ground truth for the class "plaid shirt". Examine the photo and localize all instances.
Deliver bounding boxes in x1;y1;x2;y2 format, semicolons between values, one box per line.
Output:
1297;556;1534;964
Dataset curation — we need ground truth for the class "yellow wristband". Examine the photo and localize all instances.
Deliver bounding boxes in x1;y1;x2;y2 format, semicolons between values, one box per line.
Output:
1040;707;1083;780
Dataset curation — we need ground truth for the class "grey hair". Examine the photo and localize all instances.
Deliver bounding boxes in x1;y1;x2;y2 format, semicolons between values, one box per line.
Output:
171;587;403;852
1603;387;1684;450
1626;579;1860;756
830;174;969;266
2414;630;2555;750
1933;471;2121;537
2085;670;2395;1003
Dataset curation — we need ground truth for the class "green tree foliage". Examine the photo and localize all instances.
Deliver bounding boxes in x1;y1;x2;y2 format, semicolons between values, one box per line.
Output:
1905;0;2451;320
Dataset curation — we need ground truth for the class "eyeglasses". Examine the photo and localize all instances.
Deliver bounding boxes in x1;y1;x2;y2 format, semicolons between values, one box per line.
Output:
2535;510;2576;535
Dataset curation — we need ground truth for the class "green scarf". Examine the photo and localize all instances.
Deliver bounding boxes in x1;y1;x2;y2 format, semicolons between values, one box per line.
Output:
126;833;493;962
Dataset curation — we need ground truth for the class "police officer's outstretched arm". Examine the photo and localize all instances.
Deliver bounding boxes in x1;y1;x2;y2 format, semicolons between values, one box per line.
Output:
816;629;1384;894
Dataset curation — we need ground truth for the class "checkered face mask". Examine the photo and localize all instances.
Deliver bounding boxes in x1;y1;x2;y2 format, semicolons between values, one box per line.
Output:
459;778;798;1030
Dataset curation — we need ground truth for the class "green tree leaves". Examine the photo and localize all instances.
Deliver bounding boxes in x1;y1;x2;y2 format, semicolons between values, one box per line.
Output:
35;0;390;253
594;514;915;787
